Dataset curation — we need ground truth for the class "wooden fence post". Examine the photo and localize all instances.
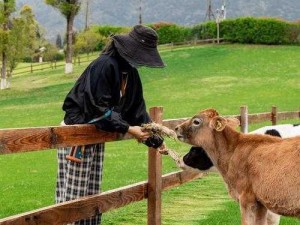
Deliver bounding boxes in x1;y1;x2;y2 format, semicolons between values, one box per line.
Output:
148;106;163;225
271;106;277;125
240;105;248;133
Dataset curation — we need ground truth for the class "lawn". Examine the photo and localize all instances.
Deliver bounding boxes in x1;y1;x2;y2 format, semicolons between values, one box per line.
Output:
0;44;299;224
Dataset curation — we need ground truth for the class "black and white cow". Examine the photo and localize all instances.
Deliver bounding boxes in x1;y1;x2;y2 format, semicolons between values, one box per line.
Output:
249;124;300;138
182;124;300;171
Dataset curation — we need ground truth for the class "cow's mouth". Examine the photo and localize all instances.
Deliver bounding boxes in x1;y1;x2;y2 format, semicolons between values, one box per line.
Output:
176;134;184;141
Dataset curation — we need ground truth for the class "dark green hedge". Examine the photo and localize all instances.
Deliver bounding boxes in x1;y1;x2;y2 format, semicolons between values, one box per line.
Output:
89;18;300;48
221;17;293;44
149;22;193;44
93;25;130;37
151;18;300;45
191;21;216;40
192;17;300;45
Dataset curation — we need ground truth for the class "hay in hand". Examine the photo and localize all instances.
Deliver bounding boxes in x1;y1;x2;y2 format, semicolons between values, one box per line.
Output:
141;122;177;140
141;123;186;169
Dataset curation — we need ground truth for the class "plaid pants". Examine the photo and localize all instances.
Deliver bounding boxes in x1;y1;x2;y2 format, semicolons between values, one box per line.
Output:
56;143;105;225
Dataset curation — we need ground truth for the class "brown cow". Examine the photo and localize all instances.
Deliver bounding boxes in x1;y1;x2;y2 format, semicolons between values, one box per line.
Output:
175;108;300;225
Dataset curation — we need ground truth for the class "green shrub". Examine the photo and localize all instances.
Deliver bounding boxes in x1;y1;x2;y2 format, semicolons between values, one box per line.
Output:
193;17;300;45
191;21;216;40
150;22;193;44
52;52;64;61
90;25;131;50
94;25;130;37
22;56;33;63
221;17;300;45
43;44;64;62
286;23;300;44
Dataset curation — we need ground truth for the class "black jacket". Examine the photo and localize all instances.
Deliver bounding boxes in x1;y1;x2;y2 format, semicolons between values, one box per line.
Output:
62;54;151;134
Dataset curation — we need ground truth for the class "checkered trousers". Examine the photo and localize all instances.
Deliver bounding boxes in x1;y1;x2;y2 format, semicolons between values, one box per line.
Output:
56;143;105;225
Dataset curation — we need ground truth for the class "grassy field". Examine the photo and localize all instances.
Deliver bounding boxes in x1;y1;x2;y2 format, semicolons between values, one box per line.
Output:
0;44;299;224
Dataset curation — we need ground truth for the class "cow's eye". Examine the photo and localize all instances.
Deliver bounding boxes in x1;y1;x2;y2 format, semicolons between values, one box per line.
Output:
192;118;202;126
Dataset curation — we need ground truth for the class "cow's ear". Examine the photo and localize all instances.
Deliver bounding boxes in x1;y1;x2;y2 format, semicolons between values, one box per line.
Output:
226;118;240;129
210;116;227;131
201;108;219;118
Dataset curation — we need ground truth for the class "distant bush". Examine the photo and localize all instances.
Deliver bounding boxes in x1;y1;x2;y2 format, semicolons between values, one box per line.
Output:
221;17;289;44
191;21;216;40
94;23;194;46
150;22;193;44
89;25;131;50
52;52;65;61
192;17;300;45
285;22;300;44
43;44;64;62
93;25;131;37
23;56;33;63
74;28;105;55
87;18;300;49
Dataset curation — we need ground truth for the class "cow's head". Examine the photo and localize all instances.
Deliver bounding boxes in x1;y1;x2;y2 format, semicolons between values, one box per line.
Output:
175;109;239;146
182;146;213;171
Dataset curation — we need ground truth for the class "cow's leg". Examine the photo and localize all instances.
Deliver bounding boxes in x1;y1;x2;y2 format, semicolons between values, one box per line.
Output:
254;202;268;225
239;193;268;225
240;202;255;225
266;211;280;225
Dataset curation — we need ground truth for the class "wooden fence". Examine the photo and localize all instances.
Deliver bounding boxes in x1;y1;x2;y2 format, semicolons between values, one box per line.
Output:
13;53;100;76
0;105;299;225
12;38;224;77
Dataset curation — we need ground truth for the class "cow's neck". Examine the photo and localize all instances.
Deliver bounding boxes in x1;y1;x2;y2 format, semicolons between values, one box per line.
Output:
203;126;240;175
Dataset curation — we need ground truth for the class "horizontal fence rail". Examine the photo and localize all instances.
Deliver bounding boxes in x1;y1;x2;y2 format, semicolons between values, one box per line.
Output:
0;170;202;225
0;106;299;225
0;125;131;154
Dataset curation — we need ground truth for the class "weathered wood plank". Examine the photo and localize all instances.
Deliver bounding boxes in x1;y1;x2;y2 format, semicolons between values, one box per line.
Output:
162;118;188;130
0;182;147;225
0;125;131;154
248;113;271;124
162;170;203;190
240;106;248;133
277;111;300;121
148;107;163;225
0;170;202;225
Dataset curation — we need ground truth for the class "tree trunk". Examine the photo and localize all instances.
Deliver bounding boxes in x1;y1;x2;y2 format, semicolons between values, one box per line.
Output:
1;1;9;90
1;51;7;90
65;14;75;74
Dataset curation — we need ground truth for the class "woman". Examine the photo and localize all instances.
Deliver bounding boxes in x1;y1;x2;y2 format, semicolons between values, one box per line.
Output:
56;25;165;225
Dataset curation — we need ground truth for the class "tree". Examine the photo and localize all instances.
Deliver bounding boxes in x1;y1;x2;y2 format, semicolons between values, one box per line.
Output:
73;28;103;56
45;0;81;74
19;5;41;59
56;33;63;49
4;5;41;88
0;0;15;89
0;3;42;89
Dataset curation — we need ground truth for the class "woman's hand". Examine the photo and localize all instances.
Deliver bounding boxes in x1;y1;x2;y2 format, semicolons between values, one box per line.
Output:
128;126;151;142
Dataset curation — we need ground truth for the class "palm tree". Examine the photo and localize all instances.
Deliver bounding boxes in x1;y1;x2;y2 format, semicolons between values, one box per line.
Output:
45;0;81;74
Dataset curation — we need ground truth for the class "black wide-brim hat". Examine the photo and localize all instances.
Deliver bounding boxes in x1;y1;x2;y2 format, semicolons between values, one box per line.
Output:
112;25;165;68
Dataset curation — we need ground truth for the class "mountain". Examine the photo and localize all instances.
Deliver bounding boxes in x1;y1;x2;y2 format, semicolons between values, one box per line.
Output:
16;0;300;42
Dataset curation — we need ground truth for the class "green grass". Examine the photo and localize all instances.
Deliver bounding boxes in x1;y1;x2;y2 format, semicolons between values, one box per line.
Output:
0;44;300;224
